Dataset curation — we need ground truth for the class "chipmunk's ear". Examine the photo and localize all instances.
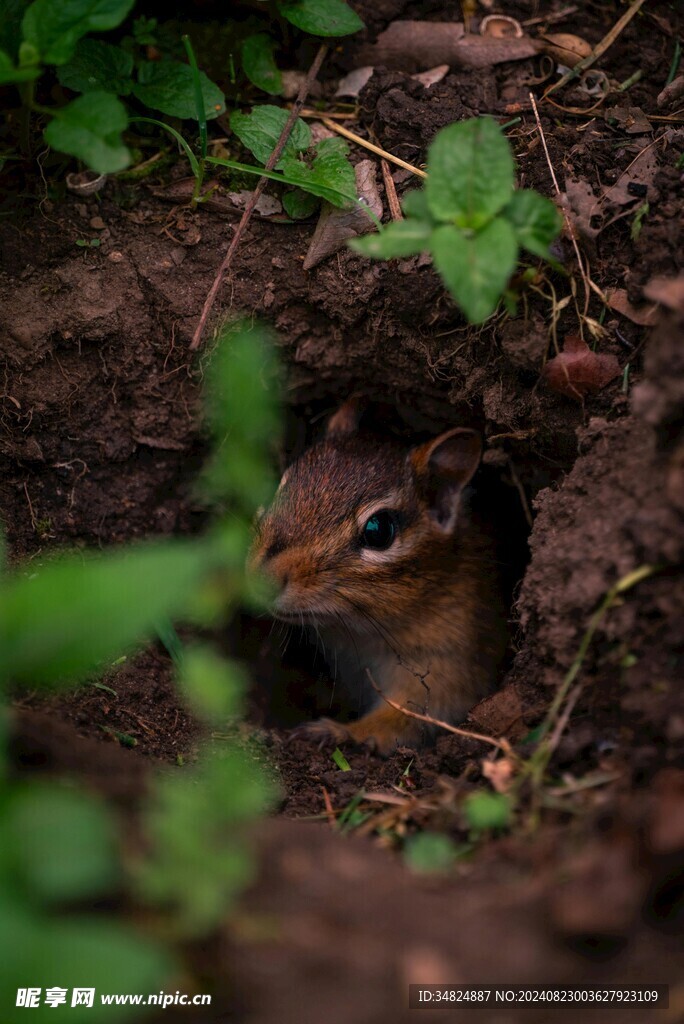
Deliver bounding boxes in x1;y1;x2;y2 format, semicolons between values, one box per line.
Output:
409;428;482;533
325;395;367;437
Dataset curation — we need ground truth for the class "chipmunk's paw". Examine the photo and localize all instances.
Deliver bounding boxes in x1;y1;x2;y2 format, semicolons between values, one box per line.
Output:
290;717;353;749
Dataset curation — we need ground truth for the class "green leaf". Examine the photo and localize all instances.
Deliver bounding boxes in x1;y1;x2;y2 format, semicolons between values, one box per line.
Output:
282;187;320;219
401;187;432;221
230;104;311;167
0;911;172;1022
351;218;433;258
0;47;40;84
277;0;364;36
242;32;282;95
426;117;515;230
5;783;118;903
202;321;280;508
331;747;351;771
21;0;135;65
129;115;200;179
404;832;459;874
133;60;225;121
463;790;512;831
277;136;356;208
504;188;562;259
430;219;518;323
44;91;130;173
0;0;29;59
0;537;219;685
57;37;133;94
134;750;275;935
177;646;245;724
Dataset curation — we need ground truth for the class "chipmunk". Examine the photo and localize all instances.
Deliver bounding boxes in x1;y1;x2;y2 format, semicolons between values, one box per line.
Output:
249;400;509;754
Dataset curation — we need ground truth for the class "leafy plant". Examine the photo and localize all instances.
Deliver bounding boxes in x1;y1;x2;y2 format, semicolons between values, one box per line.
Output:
352;117;563;324
0;321;280;1021
0;0;225;173
240;0;364;92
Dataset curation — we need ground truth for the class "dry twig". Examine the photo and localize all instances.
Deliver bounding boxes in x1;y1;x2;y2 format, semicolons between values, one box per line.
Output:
190;43;328;352
529;91;605;316
321;117;427;179
544;0;649;97
380;158;403;220
366;669;517;759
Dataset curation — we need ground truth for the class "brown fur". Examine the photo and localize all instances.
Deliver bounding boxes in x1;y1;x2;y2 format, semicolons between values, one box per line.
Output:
249;415;508;754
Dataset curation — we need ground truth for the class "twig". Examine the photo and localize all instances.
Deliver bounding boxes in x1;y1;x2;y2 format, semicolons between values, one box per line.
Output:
529;91;605;316
366;669;517;759
544;0;649;98
321;117;427;179
380;158;403;220
522;5;578;28
190;43;328;352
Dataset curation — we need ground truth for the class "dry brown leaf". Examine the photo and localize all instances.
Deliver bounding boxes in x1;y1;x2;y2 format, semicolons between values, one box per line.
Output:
605;287;659;326
358;20;537;72
482;756;515;793
543;334;621;400
302;159;382;271
539;31;592;67
335;66;374;97
644;274;684;314
657;73;684;108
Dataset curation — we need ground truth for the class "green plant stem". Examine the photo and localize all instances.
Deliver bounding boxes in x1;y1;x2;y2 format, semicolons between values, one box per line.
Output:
523;564;658;805
18;79;36;155
666;40;682;88
182;34;207;205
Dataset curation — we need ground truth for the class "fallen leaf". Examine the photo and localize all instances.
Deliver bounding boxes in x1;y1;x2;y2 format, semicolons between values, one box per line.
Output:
605;287;659;326
335;66;374;97
644;274;684;314
604;104;652;136
411;64;450;88
302;159;382;270
358;21;537;72
539;31;592;67
657;73;684;108
482;756;515;793
543;334;621;400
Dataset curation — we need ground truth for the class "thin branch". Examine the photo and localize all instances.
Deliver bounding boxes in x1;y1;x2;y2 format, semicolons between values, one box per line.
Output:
529;91;605;317
366;669;517;759
190;43;329;352
543;0;649;98
321;117;427;179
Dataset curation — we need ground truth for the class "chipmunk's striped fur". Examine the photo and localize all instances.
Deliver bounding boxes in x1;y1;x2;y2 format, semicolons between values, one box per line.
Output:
249;401;508;753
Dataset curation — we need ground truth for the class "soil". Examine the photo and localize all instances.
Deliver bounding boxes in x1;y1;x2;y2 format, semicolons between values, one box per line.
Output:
1;0;684;1020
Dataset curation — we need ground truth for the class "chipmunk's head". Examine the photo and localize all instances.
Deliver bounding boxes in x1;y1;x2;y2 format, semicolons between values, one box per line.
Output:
248;399;482;630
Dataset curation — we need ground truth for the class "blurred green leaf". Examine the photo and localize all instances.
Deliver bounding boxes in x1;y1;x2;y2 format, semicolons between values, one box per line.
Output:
230;104;311;167
430;218;517;323
44;91;130;173
404;832;459;873
463;790;512;831
133;60;225;120
4;783;119;903
57;38;133;94
401;188;432;221
177;645;245;724
21;0;135;65
0;0;29;60
351;218;433;259
277;0;364;36
241;32;282;94
0;47;41;83
504;189;562;259
133;750;276;935
0;906;172;1022
202;320;279;509
426;117;514;230
0;538;219;685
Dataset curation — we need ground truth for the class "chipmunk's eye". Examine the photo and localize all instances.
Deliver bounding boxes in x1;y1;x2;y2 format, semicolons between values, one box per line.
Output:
361;510;398;550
